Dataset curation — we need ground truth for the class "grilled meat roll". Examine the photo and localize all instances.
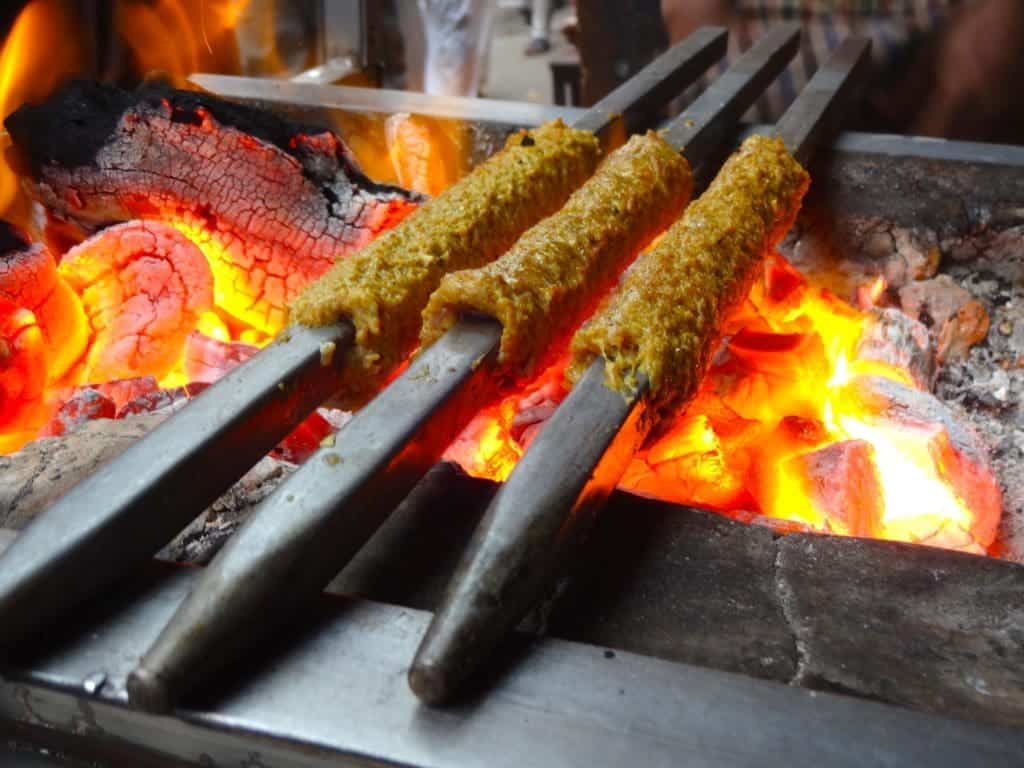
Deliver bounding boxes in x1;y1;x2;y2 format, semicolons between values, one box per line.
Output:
290;120;601;407
568;134;809;419
419;132;692;379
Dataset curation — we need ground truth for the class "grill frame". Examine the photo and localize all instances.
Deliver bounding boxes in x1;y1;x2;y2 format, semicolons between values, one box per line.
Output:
4;71;1024;768
1;531;1021;768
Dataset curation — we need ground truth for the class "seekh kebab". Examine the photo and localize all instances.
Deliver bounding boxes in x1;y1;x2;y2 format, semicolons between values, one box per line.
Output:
290;119;601;407
569;133;808;419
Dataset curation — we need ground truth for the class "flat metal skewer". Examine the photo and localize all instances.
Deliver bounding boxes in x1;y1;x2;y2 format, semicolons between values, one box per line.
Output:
0;29;726;660
409;36;873;705
126;26;799;712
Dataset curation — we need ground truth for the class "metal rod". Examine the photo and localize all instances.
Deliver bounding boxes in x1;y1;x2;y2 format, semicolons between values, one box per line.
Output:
573;26;727;140
126;27;797;713
662;23;799;161
410;360;646;704
0;321;353;648
775;37;873;165
409;36;874;705
0;29;727;655
128;318;504;712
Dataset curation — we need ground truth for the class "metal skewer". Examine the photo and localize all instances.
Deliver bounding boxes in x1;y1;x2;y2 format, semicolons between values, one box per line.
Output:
0;28;726;660
128;25;801;713
409;36;873;705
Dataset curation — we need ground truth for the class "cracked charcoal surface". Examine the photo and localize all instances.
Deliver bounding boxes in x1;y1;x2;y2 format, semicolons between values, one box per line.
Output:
5;81;421;334
0;233;88;382
58;221;214;382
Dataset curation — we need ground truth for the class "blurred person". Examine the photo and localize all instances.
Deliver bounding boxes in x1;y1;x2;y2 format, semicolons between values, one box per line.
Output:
659;0;1024;142
525;0;552;55
415;0;497;96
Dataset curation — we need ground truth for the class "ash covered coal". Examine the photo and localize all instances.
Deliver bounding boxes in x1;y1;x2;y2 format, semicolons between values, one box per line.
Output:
934;266;1024;562
785;211;1024;562
4;81;423;333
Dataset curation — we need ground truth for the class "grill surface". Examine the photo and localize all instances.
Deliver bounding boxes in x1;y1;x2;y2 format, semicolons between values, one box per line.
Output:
1;531;1021;768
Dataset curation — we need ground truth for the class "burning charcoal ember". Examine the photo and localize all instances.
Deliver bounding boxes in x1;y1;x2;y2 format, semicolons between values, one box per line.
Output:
846;220;940;290
93;375;159;411
443;403;523;482
854;307;936;390
270;410;334;464
843;375;1001;550
624;397;757;510
5;81;421;333
938;298;990;364
785;216;939;303
40;386;116;437
0;299;47;451
510;400;558;448
0;222;87;381
509;376;565;447
116;382;209;418
182;331;258;383
57;221;215;382
783;439;883;537
899;274;990;363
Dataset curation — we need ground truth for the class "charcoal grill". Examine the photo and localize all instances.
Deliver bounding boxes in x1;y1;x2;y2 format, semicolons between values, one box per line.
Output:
2;26;1024;768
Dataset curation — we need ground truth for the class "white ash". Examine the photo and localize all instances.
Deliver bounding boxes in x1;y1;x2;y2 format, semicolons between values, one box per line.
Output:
855;308;936;389
933;269;1024;563
159;455;298;564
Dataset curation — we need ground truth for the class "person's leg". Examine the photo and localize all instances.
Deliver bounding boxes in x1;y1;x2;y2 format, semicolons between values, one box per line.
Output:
525;0;551;55
419;0;495;96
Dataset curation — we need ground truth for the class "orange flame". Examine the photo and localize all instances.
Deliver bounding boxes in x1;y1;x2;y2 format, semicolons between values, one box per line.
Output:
451;254;1000;555
386;114;468;197
115;0;252;86
0;0;87;227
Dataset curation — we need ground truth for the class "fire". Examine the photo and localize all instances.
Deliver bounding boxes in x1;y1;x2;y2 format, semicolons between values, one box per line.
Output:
449;254;1000;555
385;114;468;197
115;1;252;87
0;7;999;553
0;0;86;228
0;298;46;452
